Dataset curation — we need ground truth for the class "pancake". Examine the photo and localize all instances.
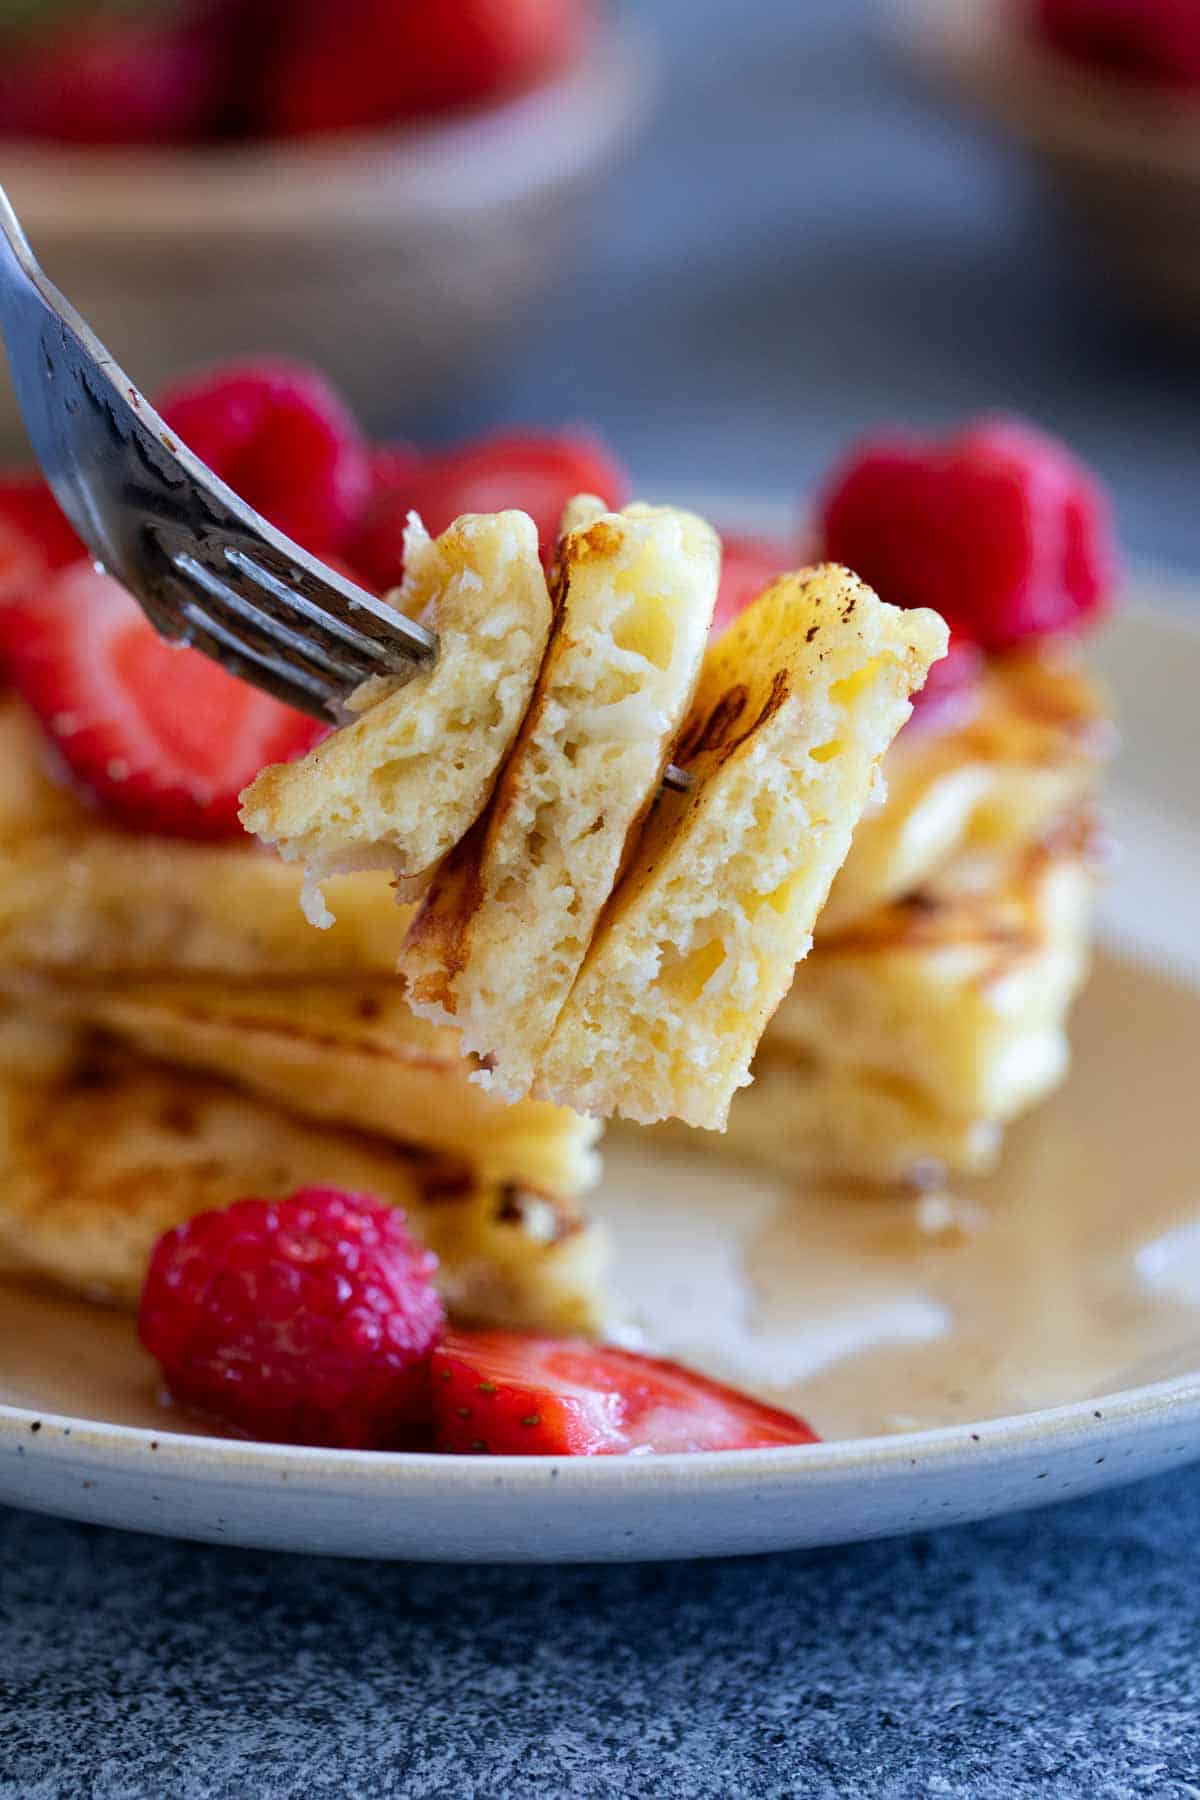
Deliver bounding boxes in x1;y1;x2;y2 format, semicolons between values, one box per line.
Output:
820;647;1109;935
241;509;552;917
0;1036;607;1331
534;565;948;1128
400;499;719;1100
10;972;599;1201
652;824;1096;1186
767;824;1096;1123
652;1054;1001;1188
0;697;403;978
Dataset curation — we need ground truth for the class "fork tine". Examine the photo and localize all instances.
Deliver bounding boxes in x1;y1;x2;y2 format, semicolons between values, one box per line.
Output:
172;552;375;690
221;548;418;670
162;579;337;720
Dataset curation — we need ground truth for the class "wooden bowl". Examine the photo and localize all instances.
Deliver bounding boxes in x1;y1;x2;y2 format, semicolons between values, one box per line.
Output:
894;0;1200;333
0;23;653;447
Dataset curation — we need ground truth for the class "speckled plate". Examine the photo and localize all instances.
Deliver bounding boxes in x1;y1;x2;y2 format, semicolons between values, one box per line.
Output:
2;586;1199;1562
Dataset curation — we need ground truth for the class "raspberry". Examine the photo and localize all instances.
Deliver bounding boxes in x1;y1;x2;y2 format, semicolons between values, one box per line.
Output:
155;358;371;555
139;1188;445;1448
818;415;1117;651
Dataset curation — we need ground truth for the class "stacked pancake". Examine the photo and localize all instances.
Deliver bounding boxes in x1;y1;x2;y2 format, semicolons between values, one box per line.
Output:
0;511;609;1330
0;491;1105;1332
714;649;1110;1185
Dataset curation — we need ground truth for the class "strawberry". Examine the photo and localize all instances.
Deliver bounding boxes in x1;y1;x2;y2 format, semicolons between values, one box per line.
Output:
0;517;46;612
404;429;628;567
155;358;371;556
345;443;425;593
0;1;232;146
1034;0;1200;88
431;1330;819;1456
818;415;1117;652
0;473;84;571
262;0;589;139
712;533;793;633
0;560;324;837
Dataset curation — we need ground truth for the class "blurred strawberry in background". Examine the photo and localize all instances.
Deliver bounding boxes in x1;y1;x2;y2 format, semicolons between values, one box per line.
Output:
0;0;233;144
1033;0;1200;89
263;0;590;138
0;0;592;145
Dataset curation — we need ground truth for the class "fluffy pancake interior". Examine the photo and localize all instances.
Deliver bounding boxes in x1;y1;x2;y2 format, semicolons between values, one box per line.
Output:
400;498;720;1100
535;565;948;1129
240;510;552;916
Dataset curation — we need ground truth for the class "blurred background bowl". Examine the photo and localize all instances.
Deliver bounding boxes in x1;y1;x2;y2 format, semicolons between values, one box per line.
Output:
896;0;1200;336
0;17;652;450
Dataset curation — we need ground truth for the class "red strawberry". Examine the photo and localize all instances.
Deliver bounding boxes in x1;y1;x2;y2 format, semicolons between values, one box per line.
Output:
431;1331;819;1456
345;442;424;592
262;0;589;139
0;1;232;146
1034;0;1200;88
0;473;84;571
818;415;1117;651
155;358;371;556
713;533;792;633
139;1188;445;1449
405;429;628;567
0;560;325;838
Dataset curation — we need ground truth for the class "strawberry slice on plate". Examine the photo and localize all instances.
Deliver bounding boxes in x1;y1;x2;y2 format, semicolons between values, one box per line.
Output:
431;1330;819;1456
0;561;324;838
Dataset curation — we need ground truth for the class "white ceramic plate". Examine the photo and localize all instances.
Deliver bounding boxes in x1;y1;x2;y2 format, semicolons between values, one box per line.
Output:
2;587;1199;1562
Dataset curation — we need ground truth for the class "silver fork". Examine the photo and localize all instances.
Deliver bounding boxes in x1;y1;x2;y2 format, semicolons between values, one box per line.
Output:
0;182;434;721
0;184;692;786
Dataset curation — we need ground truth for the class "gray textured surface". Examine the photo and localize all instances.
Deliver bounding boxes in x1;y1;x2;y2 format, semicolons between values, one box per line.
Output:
3;3;1199;1794
2;1471;1199;1799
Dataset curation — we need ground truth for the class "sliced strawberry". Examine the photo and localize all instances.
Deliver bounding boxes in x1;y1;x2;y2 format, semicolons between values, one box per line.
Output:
262;0;589;139
712;533;793;633
431;1330;819;1456
405;430;629;566
155;358;370;556
0;473;84;571
345;442;424;592
0;2;232;146
0;515;51;610
818;416;1117;652
0;561;324;838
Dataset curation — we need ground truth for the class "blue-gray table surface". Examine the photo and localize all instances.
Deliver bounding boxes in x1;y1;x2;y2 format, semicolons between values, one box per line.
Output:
3;3;1198;1795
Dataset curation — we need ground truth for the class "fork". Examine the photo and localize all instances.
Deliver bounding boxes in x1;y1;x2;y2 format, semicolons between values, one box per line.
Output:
0;184;692;785
0;181;437;720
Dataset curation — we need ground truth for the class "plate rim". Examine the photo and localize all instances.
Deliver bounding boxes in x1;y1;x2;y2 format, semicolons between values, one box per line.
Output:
3;1364;1200;1496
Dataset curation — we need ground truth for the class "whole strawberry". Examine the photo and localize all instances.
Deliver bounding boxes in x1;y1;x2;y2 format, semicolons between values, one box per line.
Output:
1034;0;1200;89
262;0;590;138
0;0;234;145
139;1188;446;1447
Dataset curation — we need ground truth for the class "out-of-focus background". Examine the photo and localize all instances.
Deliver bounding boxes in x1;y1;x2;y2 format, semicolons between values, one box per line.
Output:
1;0;1198;568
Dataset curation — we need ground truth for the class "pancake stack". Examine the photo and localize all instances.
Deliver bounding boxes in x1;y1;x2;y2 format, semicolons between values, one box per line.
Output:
0;499;1105;1330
